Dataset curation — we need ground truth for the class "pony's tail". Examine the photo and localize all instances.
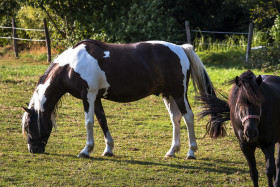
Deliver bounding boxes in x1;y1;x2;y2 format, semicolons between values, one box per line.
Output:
197;93;230;138
181;44;215;96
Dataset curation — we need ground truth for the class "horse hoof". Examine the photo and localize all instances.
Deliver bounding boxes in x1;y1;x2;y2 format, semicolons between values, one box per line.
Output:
102;152;114;157
78;153;90;158
164;154;175;158
186;155;196;159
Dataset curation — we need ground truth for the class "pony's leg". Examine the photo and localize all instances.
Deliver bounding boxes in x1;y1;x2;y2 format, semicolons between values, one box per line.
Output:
94;99;114;156
78;92;96;158
275;142;280;186
173;96;197;159
240;143;258;187
163;97;182;157
261;144;276;187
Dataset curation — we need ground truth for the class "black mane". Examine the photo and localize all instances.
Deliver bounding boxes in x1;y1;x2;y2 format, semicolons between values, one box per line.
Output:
73;39;108;50
37;63;58;85
229;70;263;110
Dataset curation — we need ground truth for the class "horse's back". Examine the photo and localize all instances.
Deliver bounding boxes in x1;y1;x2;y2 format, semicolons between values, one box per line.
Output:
262;75;280;94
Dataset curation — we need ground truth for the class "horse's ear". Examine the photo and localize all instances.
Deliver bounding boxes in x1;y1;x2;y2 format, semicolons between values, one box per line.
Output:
235;76;240;86
22;107;32;114
256;75;262;86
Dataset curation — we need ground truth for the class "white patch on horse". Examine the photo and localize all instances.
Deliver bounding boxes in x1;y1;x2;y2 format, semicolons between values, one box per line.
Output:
54;44;110;92
103;51;110;58
32;77;52;112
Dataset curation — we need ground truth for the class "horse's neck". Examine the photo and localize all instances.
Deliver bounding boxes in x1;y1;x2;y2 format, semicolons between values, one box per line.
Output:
32;77;65;117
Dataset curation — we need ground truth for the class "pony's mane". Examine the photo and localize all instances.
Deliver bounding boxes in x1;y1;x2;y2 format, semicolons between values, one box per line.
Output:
229;70;263;111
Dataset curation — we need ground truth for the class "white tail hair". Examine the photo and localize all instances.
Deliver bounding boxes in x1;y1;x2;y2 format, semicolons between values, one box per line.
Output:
181;44;214;95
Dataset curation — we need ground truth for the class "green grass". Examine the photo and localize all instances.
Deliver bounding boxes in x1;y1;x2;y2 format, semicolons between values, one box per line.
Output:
1;50;279;186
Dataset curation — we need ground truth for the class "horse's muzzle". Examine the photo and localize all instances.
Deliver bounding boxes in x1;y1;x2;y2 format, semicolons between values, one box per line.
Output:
28;144;45;153
243;129;258;143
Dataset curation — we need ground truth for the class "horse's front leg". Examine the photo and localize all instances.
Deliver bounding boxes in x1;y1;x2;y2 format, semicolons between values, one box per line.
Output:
261;144;276;187
240;143;258;187
94;99;114;156
78;92;96;158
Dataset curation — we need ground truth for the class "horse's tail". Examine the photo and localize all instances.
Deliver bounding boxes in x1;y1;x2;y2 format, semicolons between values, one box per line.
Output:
197;93;230;138
181;44;215;96
182;44;228;138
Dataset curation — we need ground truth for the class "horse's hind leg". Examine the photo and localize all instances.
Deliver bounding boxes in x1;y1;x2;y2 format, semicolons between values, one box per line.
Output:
94;99;114;156
163;97;182;157
173;96;197;159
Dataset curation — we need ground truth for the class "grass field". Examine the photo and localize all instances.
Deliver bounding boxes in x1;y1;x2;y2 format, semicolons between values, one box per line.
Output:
1;48;279;186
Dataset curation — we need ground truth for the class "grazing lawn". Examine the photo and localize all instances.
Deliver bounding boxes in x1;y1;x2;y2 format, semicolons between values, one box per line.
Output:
1;50;279;186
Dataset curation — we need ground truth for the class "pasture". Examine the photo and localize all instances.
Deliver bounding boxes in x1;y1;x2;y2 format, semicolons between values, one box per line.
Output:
0;50;278;186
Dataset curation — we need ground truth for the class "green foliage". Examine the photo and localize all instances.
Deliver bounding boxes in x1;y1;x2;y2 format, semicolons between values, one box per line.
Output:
248;0;278;30
194;32;247;52
101;0;183;43
16;6;47;41
270;14;280;42
250;45;280;71
0;0;20;45
249;15;280;71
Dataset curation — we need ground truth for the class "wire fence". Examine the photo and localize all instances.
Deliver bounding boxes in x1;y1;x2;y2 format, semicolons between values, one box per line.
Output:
0;19;265;64
0;25;46;42
0;18;52;62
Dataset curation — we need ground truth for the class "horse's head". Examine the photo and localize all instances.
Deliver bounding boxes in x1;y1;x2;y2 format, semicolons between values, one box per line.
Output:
22;107;52;153
230;70;263;143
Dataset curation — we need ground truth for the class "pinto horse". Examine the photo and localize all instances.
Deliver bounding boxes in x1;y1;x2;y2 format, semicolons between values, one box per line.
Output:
199;70;280;186
22;39;215;159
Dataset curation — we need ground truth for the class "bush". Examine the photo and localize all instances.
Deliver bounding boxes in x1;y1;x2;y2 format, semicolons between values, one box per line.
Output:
16;6;47;42
270;14;280;43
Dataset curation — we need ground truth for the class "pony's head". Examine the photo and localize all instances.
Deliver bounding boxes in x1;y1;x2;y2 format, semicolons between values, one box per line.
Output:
22;99;56;154
230;70;263;143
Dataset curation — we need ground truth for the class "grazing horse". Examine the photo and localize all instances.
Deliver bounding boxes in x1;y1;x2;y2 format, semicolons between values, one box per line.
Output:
22;39;216;159
199;70;280;187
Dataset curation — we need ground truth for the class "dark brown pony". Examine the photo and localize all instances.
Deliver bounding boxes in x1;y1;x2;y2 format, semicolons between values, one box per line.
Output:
22;39;216;159
199;70;280;187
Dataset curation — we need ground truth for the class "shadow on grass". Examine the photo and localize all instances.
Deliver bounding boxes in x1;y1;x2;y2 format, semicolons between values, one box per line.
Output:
47;152;247;175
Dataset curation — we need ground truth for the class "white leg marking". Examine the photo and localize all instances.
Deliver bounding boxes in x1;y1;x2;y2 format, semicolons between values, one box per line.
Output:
78;92;96;158
182;102;197;159
163;97;182;157
102;131;114;156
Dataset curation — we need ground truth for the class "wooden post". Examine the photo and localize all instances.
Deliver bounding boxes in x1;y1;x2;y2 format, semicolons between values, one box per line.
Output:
185;21;191;44
12;17;18;58
246;22;254;64
44;18;51;63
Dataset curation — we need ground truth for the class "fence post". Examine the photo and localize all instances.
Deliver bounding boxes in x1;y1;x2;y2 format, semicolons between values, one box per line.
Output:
12;17;18;58
246;22;254;64
44;18;51;63
185;21;191;44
